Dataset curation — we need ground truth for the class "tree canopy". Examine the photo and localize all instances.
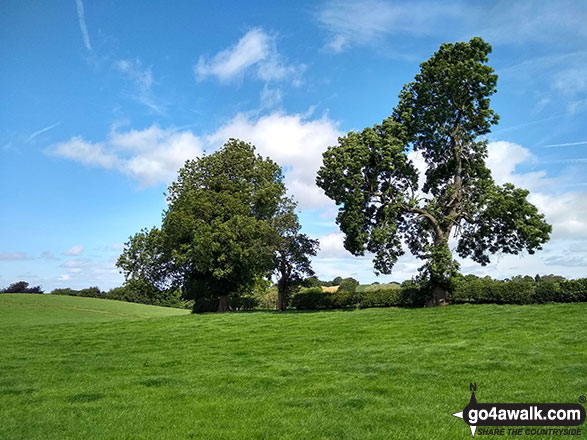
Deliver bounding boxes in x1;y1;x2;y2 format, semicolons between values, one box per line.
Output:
316;37;551;305
118;138;317;312
272;198;319;311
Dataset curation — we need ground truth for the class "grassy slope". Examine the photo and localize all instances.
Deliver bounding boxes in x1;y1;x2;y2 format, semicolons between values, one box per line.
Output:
0;294;189;326
1;298;586;439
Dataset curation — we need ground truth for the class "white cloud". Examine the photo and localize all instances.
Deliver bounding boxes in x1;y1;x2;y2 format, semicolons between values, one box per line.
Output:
316;232;353;258
57;274;70;282
207;111;341;209
52;136;119;169
486;141;552;191
195;28;269;81
75;0;92;51
49;125;204;187
63;245;84;256
50;112;339;199
194;28;304;84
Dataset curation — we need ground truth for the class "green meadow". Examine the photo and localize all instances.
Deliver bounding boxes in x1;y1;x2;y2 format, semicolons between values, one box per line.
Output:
1;294;586;439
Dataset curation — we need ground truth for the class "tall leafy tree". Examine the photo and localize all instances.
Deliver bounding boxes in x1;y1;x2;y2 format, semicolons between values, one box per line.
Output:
272;198;319;311
118;139;287;312
316;37;551;306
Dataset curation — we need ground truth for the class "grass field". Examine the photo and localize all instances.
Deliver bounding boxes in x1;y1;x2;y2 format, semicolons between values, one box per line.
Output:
0;294;189;326
1;295;586;439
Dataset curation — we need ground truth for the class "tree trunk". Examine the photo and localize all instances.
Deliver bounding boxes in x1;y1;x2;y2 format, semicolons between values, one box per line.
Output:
217;295;229;313
277;287;286;311
426;284;448;307
277;276;287;312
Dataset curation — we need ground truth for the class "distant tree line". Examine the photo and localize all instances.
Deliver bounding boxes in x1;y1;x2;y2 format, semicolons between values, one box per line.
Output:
0;281;44;294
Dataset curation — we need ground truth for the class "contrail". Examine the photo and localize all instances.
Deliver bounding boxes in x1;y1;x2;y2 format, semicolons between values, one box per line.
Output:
75;0;92;51
26;121;61;143
543;141;587;148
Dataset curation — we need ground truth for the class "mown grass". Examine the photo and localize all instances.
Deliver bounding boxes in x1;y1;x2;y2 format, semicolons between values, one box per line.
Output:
1;295;586;439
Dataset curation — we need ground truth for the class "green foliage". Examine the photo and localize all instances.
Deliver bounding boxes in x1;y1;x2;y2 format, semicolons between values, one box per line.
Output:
291;282;427;310
230;296;258;311
1;281;43;294
272;198;319;310
316;37;551;302
331;276;343;286
338;277;359;293
357;282;400;293
329;289;357;308
253;286;278;309
50;288;77;296
451;276;587;305
456;183;552;265
51;286;103;298
118;139;289;312
105;280;185;309
290;287;330;310
357;289;401;308
303;276;322;288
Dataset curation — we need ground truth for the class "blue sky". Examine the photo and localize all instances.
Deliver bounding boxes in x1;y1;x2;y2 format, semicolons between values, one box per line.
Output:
2;0;587;291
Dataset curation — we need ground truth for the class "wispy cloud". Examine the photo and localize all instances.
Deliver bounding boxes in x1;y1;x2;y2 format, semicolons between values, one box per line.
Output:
543;141;587;148
317;1;587;54
63;245;84;256
0;252;32;261
75;0;92;51
194;28;304;84
26;121;61;143
476;0;587;46
40;251;59;260
115;59;153;91
114;59;165;114
317;0;464;53
259;85;283;109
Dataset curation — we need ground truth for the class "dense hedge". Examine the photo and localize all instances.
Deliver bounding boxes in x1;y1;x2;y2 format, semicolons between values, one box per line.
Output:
451;277;587;305
291;277;587;310
291;282;427;310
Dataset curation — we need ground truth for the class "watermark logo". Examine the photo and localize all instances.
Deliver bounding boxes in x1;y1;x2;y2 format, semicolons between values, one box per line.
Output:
452;383;586;437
